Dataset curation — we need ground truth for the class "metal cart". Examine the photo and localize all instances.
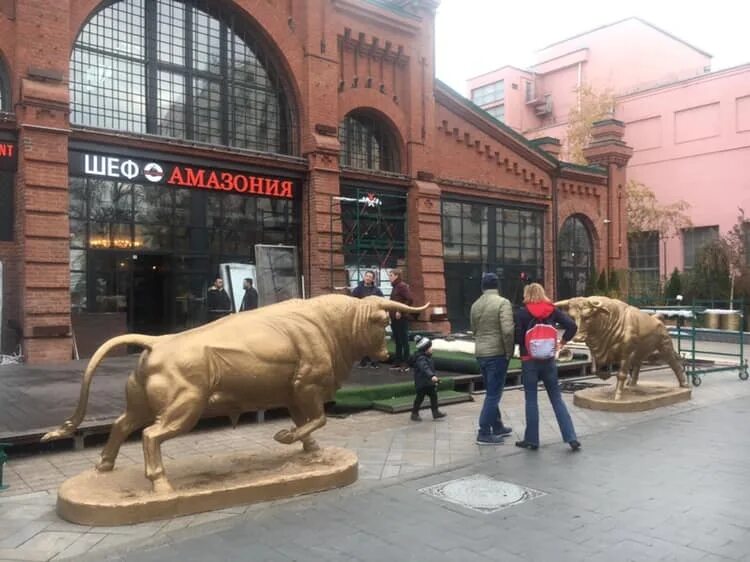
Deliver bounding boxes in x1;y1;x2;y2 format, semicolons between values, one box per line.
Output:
671;301;749;387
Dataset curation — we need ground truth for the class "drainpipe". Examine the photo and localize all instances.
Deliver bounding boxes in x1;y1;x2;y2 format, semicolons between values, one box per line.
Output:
551;171;559;296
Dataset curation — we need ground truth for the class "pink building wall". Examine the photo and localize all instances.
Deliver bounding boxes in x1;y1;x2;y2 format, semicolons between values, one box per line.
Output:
618;65;750;273
535;18;711;97
468;17;750;276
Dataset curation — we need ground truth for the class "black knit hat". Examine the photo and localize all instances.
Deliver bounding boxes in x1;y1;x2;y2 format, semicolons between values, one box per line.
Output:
414;335;432;352
481;272;499;290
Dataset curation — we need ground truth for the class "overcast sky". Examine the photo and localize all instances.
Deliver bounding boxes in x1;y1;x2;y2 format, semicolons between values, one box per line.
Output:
435;0;750;95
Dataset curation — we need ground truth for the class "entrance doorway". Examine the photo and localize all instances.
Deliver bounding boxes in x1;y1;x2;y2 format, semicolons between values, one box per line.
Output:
444;263;484;333
130;254;171;335
557;215;594;300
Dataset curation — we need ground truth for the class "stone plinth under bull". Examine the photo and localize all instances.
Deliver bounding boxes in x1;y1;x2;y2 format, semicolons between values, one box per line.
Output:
574;381;691;412
57;447;357;526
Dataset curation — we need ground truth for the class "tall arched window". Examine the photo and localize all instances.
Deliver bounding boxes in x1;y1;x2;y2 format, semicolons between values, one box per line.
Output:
339;111;400;172
558;215;594;299
0;58;9;112
71;0;295;154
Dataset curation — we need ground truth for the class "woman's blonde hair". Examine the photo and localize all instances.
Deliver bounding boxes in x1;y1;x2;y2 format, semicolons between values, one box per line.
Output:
523;283;551;304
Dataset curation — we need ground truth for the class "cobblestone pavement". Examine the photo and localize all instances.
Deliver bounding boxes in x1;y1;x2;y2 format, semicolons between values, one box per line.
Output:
120;390;750;562
0;367;748;561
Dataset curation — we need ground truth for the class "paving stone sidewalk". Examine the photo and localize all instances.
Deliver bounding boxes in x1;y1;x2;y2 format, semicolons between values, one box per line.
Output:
118;391;750;562
0;365;748;561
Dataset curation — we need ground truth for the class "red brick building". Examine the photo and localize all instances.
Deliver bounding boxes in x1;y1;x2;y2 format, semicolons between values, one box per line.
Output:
0;0;631;363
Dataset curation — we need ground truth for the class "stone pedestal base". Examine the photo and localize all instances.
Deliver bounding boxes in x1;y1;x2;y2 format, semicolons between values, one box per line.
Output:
574;381;692;412
57;447;358;526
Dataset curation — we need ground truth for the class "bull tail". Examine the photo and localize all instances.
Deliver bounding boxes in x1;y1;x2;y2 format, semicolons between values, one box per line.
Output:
40;334;159;442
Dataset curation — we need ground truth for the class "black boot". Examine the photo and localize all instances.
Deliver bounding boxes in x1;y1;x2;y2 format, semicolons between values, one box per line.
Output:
432;410;447;420
410;412;422;421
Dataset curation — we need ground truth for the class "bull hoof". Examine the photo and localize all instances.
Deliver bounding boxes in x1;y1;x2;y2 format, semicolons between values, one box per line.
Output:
152;478;174;495
95;459;114;472
679;382;690;388
274;429;296;445
303;439;320;453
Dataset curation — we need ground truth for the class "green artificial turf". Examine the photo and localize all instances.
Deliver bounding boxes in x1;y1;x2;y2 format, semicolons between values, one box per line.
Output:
333;378;456;409
385;341;523;373
371;390;473;413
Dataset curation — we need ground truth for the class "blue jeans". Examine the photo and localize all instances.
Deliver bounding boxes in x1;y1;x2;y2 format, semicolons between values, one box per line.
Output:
477;356;508;435
521;360;577;446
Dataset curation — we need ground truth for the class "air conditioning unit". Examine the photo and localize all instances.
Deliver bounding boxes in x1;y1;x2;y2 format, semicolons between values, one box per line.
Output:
535;95;553;116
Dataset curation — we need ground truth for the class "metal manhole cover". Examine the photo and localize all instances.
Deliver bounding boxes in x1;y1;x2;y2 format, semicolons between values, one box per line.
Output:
419;474;546;514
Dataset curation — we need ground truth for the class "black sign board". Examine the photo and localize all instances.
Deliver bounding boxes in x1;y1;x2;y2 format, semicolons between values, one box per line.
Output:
70;152;295;199
0;142;18;173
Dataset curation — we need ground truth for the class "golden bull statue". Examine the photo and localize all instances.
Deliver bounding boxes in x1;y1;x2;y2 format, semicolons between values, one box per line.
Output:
42;295;428;493
555;296;689;400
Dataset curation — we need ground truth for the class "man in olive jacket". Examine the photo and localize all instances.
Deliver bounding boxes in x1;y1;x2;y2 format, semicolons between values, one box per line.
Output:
470;273;515;445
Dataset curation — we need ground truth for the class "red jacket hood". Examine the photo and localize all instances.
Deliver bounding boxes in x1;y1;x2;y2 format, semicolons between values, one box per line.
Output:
526;301;555;319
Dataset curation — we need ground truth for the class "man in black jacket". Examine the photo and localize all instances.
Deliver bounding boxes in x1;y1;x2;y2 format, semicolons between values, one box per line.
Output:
240;278;259;311
351;270;384;299
352;270;384;367
206;276;232;322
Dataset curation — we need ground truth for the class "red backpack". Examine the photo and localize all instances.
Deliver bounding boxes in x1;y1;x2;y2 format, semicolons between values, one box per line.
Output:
524;316;558;360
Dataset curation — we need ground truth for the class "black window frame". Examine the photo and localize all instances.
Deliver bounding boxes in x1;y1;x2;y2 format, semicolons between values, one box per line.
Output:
682;225;719;270
557;215;595;299
0;58;9;113
339;111;401;173
628;230;661;297
70;0;296;155
441;197;546;292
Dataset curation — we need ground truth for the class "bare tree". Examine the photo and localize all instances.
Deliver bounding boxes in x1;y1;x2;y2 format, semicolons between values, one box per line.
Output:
626;180;691;238
565;85;616;164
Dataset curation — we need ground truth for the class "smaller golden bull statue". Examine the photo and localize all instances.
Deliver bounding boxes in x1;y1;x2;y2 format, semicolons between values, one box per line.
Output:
555;296;689;400
42;295;428;493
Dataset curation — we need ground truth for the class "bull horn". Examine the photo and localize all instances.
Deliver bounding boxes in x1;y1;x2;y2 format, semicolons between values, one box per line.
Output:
554;299;572;309
378;300;431;315
588;298;611;315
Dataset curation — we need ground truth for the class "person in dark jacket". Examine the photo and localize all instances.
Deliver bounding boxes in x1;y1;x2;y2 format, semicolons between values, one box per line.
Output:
409;336;446;421
352;271;384;367
206;276;232;322
239;278;259;311
514;283;581;452
388;269;413;372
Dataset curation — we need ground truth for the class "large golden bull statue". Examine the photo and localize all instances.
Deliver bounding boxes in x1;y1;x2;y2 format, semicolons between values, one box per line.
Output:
556;296;689;400
42;295;428;493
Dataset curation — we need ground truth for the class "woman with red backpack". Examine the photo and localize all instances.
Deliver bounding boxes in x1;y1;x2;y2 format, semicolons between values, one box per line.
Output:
514;283;581;452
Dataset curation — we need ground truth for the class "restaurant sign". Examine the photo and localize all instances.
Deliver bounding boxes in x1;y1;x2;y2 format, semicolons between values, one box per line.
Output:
71;152;295;199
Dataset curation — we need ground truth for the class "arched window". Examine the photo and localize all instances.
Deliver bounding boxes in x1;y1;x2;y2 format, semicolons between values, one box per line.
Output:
71;0;295;154
339;111;400;172
558;215;594;299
